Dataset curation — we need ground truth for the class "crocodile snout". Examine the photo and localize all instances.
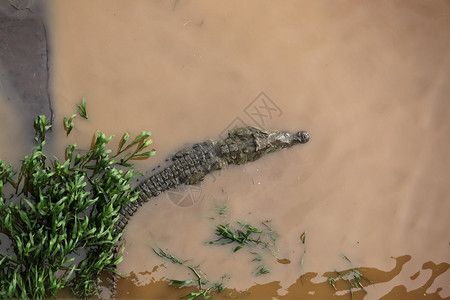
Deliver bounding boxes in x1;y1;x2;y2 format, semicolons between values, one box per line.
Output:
296;131;310;144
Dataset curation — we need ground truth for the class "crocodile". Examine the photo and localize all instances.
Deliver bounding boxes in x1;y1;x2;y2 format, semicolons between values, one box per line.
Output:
114;126;310;234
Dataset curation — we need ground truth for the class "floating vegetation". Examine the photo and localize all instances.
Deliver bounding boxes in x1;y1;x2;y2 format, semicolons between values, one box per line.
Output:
207;221;272;252
63;114;76;136
254;265;271;276
213;202;227;216
299;231;307;277
250;251;271;276
0;100;154;299
261;220;278;245
327;255;373;299
207;207;276;277
77;97;89;119
328;277;337;290
152;248;228;299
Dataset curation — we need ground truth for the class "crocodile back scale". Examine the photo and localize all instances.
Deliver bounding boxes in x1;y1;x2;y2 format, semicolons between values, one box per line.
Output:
114;126;310;234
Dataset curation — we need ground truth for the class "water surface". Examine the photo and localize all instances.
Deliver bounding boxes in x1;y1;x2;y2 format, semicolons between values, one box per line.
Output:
3;0;450;299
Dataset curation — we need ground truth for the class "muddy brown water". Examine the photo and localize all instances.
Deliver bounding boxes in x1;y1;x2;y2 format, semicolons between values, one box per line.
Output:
1;0;449;299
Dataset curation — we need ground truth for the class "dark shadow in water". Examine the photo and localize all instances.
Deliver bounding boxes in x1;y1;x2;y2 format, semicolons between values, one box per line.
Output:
0;0;53;129
113;255;449;299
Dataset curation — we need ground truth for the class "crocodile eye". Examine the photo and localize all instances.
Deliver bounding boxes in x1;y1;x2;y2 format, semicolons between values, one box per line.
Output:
297;131;310;143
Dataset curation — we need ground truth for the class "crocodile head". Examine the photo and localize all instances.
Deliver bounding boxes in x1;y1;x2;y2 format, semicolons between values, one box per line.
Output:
226;127;310;164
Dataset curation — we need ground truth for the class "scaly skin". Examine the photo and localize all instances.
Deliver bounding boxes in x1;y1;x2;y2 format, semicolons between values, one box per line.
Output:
114;127;310;234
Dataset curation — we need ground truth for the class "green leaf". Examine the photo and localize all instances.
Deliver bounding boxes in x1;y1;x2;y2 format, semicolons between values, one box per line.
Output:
129;150;156;159
300;231;306;244
116;131;152;155
152;248;184;265
118;132;130;153
170;279;198;286
342;254;352;263
255;266;270;276
77;98;88;119
328;277;337;290
0;113;156;298
135;139;153;152
18;210;32;230
233;244;244;252
64;114;76;136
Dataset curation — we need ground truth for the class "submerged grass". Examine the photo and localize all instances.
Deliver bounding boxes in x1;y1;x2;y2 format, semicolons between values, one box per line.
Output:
327;255;373;299
250;251;270;276
150;189;375;298
0;100;155;298
152;248;228;299
299;231;307;280
208;206;277;277
207;221;269;252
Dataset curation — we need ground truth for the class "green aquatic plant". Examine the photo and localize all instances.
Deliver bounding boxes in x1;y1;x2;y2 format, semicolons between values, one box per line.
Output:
299;231;307;277
208;207;276;277
213;202;227;216
327;255;373;299
152;248;228;299
207;221;271;252
254;265;270;276
207;220;274;276
63;114;76;136
250;251;270;276
77;98;88;119
0;108;154;298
